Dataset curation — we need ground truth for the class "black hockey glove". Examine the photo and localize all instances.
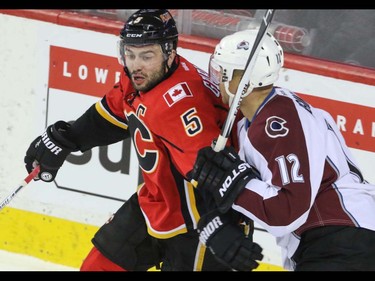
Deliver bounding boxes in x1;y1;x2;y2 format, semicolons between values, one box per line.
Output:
24;121;78;182
189;146;258;213
198;209;263;271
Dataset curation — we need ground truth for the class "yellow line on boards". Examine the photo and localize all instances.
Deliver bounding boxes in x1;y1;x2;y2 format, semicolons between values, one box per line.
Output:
0;207;285;271
0;207;97;268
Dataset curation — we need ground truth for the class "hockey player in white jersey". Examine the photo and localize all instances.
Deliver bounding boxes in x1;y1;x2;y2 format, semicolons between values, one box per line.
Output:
189;29;375;271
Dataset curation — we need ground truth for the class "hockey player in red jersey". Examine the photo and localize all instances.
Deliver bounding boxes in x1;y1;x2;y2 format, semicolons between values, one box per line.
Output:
24;10;263;271
190;29;375;271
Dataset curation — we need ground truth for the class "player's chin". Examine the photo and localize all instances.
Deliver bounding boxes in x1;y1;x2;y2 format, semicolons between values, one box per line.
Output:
131;81;147;92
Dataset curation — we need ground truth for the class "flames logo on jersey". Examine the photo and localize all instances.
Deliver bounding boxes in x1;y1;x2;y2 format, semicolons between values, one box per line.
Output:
163;82;193;107
265;116;289;138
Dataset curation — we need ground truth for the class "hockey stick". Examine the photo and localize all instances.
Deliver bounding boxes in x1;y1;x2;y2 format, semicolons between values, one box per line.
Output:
213;9;275;152
0;166;40;211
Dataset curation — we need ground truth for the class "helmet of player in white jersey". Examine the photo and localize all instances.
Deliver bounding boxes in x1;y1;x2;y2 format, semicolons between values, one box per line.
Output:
209;29;284;90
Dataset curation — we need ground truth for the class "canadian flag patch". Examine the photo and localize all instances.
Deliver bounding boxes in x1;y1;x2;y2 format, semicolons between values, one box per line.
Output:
163;82;193;107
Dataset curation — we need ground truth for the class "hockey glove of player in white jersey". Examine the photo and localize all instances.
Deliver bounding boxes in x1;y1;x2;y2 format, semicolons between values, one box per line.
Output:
190;146;258;213
198;209;263;271
24;121;78;182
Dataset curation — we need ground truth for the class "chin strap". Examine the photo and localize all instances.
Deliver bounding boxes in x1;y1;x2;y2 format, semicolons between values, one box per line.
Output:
224;81;254;107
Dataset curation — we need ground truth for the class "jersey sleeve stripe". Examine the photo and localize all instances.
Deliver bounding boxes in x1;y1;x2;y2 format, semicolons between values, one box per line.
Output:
95;101;128;130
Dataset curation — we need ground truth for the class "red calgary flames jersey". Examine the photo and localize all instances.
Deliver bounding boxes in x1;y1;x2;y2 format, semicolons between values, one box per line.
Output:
94;56;236;238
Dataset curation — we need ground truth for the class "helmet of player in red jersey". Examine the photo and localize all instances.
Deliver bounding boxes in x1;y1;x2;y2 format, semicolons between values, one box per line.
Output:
117;9;179;66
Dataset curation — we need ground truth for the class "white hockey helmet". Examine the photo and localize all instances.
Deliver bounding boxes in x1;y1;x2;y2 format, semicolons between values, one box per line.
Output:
209;29;284;95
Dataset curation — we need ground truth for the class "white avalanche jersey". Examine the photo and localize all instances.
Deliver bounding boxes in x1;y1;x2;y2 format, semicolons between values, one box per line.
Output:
233;87;375;270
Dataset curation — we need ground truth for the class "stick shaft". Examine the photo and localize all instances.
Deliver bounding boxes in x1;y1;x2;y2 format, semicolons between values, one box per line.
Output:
0;166;40;211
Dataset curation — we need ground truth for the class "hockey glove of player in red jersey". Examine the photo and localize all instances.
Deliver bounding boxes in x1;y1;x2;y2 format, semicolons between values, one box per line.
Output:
198;209;263;271
189;146;258;213
24;121;78;182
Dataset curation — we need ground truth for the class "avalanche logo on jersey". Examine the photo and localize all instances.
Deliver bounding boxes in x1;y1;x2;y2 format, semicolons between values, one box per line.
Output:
163;82;193;107
265;116;289;138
